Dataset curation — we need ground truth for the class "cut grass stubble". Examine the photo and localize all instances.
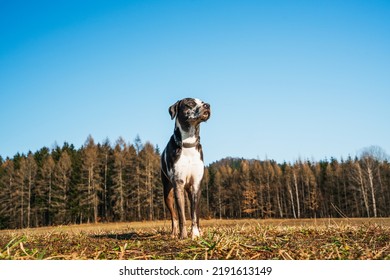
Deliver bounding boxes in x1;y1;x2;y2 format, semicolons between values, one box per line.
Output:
0;218;389;260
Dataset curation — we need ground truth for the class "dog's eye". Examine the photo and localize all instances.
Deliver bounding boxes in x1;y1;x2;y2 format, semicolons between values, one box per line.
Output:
186;102;195;108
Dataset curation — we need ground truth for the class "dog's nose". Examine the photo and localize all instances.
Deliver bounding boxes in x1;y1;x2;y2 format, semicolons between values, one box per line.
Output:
203;103;210;110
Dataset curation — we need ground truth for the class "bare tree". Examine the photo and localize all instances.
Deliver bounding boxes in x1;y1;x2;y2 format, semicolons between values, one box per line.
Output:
39;155;55;225
80;135;102;223
134;135;143;221
25;153;37;227
53;151;72;224
261;161;275;218
139;142;160;221
15;157;28;228
292;163;301;219
99;138;112;221
201;168;210;217
283;164;297;219
240;160;257;217
358;146;389;218
112;137;128;221
214;170;223;219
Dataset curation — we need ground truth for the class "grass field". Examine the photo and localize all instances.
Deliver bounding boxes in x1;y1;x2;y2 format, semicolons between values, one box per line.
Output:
1;218;389;260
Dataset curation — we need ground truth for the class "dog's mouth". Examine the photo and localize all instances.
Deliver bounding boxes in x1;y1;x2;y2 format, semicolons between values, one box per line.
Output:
185;105;211;124
202;110;210;120
185;107;211;123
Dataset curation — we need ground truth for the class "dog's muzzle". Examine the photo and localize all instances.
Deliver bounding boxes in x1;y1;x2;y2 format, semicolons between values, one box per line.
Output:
201;103;211;121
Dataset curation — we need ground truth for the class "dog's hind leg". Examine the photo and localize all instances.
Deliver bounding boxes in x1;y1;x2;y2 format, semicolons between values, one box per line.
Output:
162;171;178;238
174;180;188;239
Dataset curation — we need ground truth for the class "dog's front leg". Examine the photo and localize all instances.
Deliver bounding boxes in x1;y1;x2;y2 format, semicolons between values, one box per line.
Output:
188;188;201;239
174;181;187;239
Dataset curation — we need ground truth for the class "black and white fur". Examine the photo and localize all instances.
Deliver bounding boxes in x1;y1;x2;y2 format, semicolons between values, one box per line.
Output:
161;98;211;239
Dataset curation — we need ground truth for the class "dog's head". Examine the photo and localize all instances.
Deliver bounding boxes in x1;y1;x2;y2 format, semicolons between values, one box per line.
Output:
169;98;211;124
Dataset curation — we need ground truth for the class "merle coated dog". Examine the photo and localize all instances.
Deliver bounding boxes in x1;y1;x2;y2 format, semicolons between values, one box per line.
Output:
161;98;211;239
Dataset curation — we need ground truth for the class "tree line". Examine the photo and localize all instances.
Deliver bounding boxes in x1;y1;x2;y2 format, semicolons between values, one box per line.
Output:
0;136;389;229
207;147;390;220
0;135;162;229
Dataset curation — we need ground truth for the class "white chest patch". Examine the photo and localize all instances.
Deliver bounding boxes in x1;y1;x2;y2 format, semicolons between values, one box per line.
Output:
173;147;204;190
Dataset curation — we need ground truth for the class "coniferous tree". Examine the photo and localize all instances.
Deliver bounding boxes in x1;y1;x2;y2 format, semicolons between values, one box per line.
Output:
0;159;15;228
80;135;102;223
214;169;223;219
111;137;129;221
25;153;37;227
139;142;160;221
133;135;143;221
240;160;257;217
201;168;210;218
14;156;28;228
52;150;72;224
273;162;284;218
38;154;55;225
99;138;112;221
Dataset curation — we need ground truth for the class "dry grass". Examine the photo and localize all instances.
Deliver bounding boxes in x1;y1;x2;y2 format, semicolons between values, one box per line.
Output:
0;218;389;260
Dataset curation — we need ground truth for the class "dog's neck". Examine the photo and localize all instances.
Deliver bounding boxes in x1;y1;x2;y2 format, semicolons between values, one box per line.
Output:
174;119;200;148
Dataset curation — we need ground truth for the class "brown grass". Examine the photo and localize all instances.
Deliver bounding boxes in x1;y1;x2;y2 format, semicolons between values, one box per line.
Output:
0;218;389;260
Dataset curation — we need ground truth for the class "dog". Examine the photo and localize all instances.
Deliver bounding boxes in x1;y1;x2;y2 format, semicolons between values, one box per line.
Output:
161;98;211;239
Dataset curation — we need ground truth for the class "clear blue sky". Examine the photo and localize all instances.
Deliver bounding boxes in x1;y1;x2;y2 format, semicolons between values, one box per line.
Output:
1;0;389;164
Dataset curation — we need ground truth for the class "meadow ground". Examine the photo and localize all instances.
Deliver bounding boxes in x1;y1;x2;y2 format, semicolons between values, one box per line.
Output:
0;218;389;260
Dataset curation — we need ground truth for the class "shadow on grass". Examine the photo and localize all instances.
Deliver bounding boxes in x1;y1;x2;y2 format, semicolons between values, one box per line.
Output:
91;231;168;241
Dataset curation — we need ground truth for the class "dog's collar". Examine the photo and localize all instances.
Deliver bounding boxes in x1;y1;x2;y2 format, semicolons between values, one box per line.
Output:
182;141;198;148
173;133;199;148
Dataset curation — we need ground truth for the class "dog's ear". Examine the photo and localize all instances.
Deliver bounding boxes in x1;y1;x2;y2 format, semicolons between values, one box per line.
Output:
169;100;180;120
